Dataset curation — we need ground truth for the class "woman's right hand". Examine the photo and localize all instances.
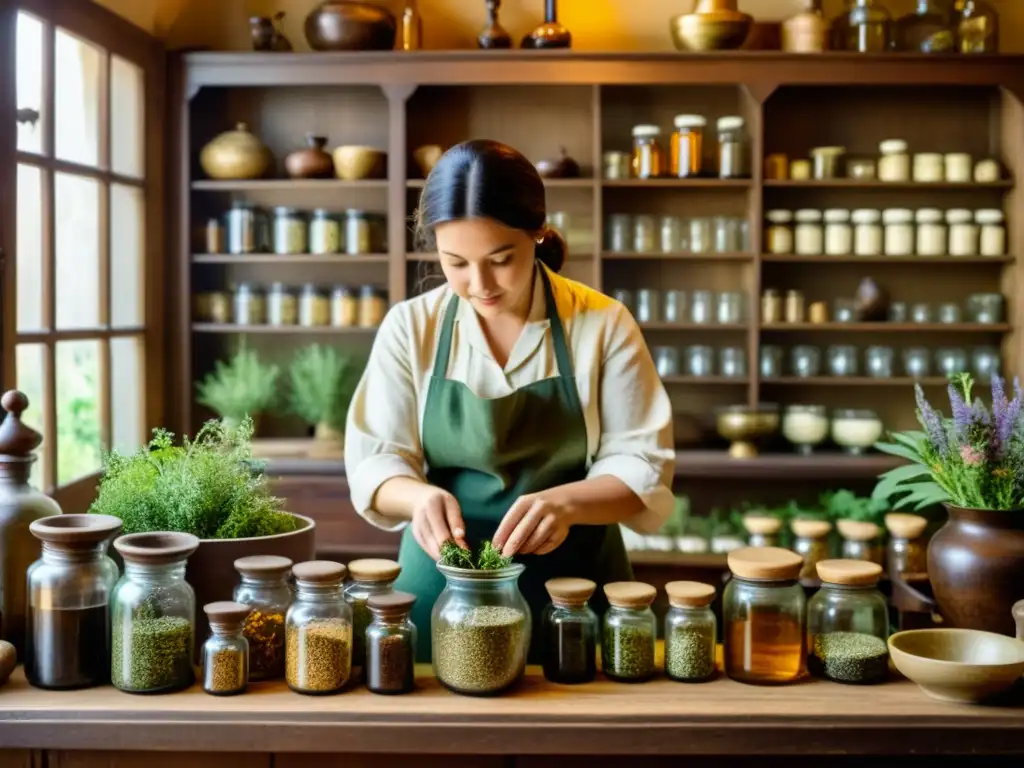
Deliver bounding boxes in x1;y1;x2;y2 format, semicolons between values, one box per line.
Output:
411;486;467;560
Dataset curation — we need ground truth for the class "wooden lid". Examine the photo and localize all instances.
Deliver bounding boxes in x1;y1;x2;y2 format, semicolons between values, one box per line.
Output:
30;514;122;548
292;560;346;584
0;390;42;459
885;513;928;540
113;532;199;566
545;577;596;606
743;514;782;536
603;581;657;609
816;559;883;586
665;580;715;608
367;591;416;615
204;601;251;626
727;546;803;581
790;518;832;539
234;555;293;579
837;519;880;541
347;558;401;582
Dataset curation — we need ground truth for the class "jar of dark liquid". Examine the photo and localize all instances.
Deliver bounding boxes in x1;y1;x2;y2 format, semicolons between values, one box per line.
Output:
542;577;598;684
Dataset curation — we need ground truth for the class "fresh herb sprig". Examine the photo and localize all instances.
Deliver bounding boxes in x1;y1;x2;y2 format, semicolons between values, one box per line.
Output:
439;539;513;570
477;540;513;570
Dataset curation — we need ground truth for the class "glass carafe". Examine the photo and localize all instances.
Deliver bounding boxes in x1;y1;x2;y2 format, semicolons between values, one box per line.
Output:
233;554;293;681
344;558;400;675
894;0;955;51
835;0;892;52
285;560;352;695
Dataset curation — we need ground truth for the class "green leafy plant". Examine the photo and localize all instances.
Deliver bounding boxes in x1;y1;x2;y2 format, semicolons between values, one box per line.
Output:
89;417;300;539
439;539;513;570
659;495;690;537
196;345;280;425
820;489;887;524
288;344;365;433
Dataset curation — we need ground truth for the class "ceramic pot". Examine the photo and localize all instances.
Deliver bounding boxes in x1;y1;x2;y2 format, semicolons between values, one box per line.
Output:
304;1;397;51
285;134;334;179
199;122;272;180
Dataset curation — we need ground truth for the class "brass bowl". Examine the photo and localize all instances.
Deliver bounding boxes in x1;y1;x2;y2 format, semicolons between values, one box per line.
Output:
304;1;397;52
669;12;753;52
716;405;779;459
332;145;386;181
413;144;443;178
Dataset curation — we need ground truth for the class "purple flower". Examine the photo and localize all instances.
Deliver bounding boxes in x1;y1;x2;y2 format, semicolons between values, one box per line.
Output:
948;381;974;440
960;444;985;466
916;384;948;456
989;374;1021;460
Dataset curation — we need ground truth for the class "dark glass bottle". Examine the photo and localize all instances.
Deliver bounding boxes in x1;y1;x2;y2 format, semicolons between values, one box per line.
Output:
542;578;597;684
478;0;512;49
894;0;955;52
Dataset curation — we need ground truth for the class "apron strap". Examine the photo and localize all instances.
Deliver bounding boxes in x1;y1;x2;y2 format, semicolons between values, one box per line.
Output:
431;292;460;381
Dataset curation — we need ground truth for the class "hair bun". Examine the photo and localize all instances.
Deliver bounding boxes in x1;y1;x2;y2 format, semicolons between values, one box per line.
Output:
535;227;567;273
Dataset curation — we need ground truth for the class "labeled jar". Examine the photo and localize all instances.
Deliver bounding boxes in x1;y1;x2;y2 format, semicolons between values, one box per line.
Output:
631;125;663;179
878;139;910;182
366;591;417;695
286;560;352;695
331;286;358;327
633;214;656;253
671;115;705;178
794;209;823;255
542;577;598;685
852;209;883;256
836;520;882;564
723;547;806;685
233;555;292;681
882;208;914;256
267;282;298;326
915;208;947;256
664;581;716;683
947;209;978;256
885;513;929;578
912;153;944;183
765;210;794;254
782;404;828;456
299;283;330;327
761;289;783;324
359;286;387;328
976;209;1006;257
202;601;250;696
344;558;400;675
808;560;889;685
234;283;266;325
273;207;307;255
824;209;852;256
790;518;832;580
944;152;972;183
743;515;781;548
602;581;657;682
310;209;341;254
810;146;845;180
607;214;631;253
717;116;748;179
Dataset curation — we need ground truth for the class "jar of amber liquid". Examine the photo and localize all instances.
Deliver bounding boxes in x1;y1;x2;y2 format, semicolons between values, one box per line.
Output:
723;547;806;685
884;513;928;578
631;125;663;179
670;115;705;178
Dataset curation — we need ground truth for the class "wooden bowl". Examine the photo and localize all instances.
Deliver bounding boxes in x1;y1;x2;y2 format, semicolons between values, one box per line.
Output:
888;629;1024;704
332;145;386;181
670;12;752;52
413;144;443;178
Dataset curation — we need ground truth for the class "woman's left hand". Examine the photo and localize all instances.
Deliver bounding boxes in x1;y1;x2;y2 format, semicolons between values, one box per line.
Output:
492;493;573;557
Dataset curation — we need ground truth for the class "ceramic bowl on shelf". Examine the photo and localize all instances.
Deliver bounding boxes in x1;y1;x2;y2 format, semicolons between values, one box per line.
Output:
413;144;443;178
332;145;386;180
716;404;779;459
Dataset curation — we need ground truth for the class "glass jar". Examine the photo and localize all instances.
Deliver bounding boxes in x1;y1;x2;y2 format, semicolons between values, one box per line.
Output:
227;202;269;254
671;115;705;178
833;297;856;323
810;146;845;180
832;409;884;456
913;152;944;182
603;151;631;180
782;404;829;456
935;348;968;378
903;347;931;378
791;345;821;378
955;0;999;53
795;210;823;256
765;210;794;254
689;217;712;254
786;290;806;324
542;578;598;685
664;581;716;683
359;285;387;328
809;301;828;324
267;282;298;326
895;0;955;52
972;346;1001;382
201;601;250;696
663;290;686;323
310;209;341;255
945;153;972;183
743;515;781;548
765;152;789;180
761;289;783;325
975;157;1001;182
882;208;914;256
717;116;748;179
714;216;742;253
824;209;852;256
653;346;680;378
889;301;908;322
273;207;307;255
877;140;910;182
205;217;225;254
110;532;199;694
866;346;894;378
631;125;663;179
790;518;833;580
835;0;892;51
885;513;929;578
633;215;656;253
206;292;231;324
659;215;682;253
612;288;634;315
757;345;781;379
687;346;714;377
299;283;330;327
847;157;877;180
286;560;352;695
938;302;961;324
947;209;978;257
808;560;889;684
719;347;747;379
852;209;883;256
976;209;1006;257
25;514;121;690
330;286;358;327
911;302;932;323
345;209;372;255
432;562;530;695
690;290;714;325
233;555;292;682
635;289;660;324
607;214;632;253
915;208;946;256
723;547;805;685
827;345;858;377
234;283;266;325
967;293;1004;324
790;159;811;180
716;292;743;324
601;581;657;682
365;591;417;695
344;558;400;675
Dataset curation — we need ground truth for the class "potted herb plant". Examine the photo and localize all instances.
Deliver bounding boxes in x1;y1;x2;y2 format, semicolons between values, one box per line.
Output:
288;343;364;458
195;345;280;434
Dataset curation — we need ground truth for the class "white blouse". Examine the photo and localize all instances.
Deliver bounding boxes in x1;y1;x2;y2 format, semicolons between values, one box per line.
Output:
344;267;676;534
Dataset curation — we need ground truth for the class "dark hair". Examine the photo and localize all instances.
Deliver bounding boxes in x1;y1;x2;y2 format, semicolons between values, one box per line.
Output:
414;139;566;273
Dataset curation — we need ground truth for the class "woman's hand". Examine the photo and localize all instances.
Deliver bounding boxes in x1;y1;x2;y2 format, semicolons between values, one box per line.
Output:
492;493;573;557
411;487;467;560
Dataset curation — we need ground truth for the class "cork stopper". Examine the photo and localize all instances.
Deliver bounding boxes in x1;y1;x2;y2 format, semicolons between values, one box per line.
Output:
837;519;880;542
234;554;293;579
743;514;782;536
114;531;200;566
545;577;596;607
728;546;803;581
603;581;656;609
665;580;715;608
204;601;251;628
816;559;883;587
292;559;346;585
885;513;928;540
347;558;401;583
791;518;832;539
367;590;416;617
30;514;122;549
0;390;42;459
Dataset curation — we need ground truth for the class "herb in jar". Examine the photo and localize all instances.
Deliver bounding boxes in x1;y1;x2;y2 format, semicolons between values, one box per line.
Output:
112;614;194;692
665;626;714;681
602;623;654;681
243;610;285;679
369;633;414;693
286;617;352;693
207;648;246;694
350;598;372;668
439;539;512;570
435;605;526;694
809;631;888;684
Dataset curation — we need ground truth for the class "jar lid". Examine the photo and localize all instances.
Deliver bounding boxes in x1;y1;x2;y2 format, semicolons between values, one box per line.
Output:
913;152;943;162
879;139;908;154
727;546;802;581
743;514;781;536
882;208;913;224
823;208;851;223
345;208;367;216
632;124;661;137
717;116;744;131
851;208;881;224
790;518;832;539
975;208;1005;224
673;114;707;129
546;577;597;606
30;513;123;549
332;285;353;295
312;208;335;217
836;519;881;542
915;208;944;223
274;206;300;215
348;558;401;582
885;512;928;539
292;559;347;584
603;581;656;609
113;531;200;566
816;559;882;586
944;152;971;160
367;590;416;615
234;554;293;579
810;146;846;156
795;209;822;223
204;600;252;626
946;208;973;224
766;209;793;223
665;580;715;608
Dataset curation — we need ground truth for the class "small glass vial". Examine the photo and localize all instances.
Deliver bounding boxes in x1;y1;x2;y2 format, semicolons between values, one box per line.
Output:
976;209;1006;257
794;209;823;256
790;518;832;581
885;513;929;578
345;209;372;255
671;115;705;178
912;153;944;183
607;214;632;253
273;206;307;255
299;283;330;327
202;601;250;696
286;560;352;695
365;591;417;695
267;282;298;326
344;558;400;675
944;153;972;183
310;209;341;254
765;210;794;254
823;209;852;256
837;520;882;564
852;209;883;256
234;283;266;325
723;547;806;685
878;139;910;182
633;215;656;253
882;208;914;256
233;555;292;681
947;209;979;257
717;116;748;179
808;560;889;685
601;581;657;682
743;514;781;548
542;577;598;685
631;124;663;179
664;581;716;683
915;208;947;256
761;289;783;325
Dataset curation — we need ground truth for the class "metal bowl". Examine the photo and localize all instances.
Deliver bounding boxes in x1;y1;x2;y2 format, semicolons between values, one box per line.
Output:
716;404;779;459
669;11;753;52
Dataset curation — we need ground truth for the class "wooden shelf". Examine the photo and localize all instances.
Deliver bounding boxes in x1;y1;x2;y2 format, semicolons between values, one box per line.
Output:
192;253;389;264
763;377;950;386
661;376;748;385
671;449;904;479
603;178;751;188
407;178;593;189
192;323;377;334
761;253;1014;264
641;322;747;331
191;179;388;191
763;179;1013;189
601;251;752;261
762;322;1011;333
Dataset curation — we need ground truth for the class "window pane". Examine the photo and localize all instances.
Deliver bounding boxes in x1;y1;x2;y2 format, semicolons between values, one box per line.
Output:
55;28;103;168
110;184;144;327
16;12;44;154
55;173;101;329
111;56;144;178
56;339;102;485
110;336;145;453
16;165;44;332
15;343;49;489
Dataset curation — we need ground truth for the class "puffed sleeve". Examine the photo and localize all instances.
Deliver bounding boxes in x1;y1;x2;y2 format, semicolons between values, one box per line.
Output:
344;304;424;531
586;303;676;533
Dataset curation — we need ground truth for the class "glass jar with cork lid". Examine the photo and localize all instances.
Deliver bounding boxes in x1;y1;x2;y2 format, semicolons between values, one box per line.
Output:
664;581;717;683
884;513;929;578
233;555;292;681
542;577;598;685
285;560;352;695
837;520;882;564
365;591;417;695
344;558;401;675
790;518;832;581
743;514;781;548
601;581;657;682
201;601;250;696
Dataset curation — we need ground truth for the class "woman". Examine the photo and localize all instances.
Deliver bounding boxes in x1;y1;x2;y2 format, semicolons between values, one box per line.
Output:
345;139;675;661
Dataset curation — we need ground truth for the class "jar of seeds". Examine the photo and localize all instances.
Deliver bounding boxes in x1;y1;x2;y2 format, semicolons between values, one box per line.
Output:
601;581;656;682
310;209;341;255
273;207;307;255
541;578;598;685
299;283;330;327
267;282;298;326
345;209;372;255
344;558;400;675
884;513;928;578
286;560;352;695
365;591;417;695
807;560;889;685
110;532;200;694
233;555;292;681
201;601;250;696
234;283;266;325
790;519;833;581
358;286;387;328
432;561;530;696
664;581;716;683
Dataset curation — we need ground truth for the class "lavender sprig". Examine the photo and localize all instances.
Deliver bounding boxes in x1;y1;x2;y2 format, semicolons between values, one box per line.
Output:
915;383;948;456
947;380;974;442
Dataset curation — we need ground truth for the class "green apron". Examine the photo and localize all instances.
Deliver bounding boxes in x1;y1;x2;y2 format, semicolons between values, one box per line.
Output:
394;266;633;663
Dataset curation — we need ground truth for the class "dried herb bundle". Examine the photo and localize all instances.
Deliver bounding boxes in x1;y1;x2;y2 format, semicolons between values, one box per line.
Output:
439;539;512;570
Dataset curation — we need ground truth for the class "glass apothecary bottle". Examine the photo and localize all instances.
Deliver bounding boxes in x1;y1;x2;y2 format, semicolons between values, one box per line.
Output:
201;601;250;696
723;547;806;685
25;514;122;690
808;560;889;685
954;0;999;53
671;115;705;178
366;591;417;695
717;116;748;179
286;560;352;695
836;0;892;52
111;532;200;694
743;514;781;548
272;206;307;255
602;581;657;682
233;555;292;681
542;577;598;685
310;209;341;254
894;0;955;51
884;513;929;578
664;581;717;683
631;125;663;179
790;518;833;581
836;520;882;564
765;210;794;254
344;558;400;675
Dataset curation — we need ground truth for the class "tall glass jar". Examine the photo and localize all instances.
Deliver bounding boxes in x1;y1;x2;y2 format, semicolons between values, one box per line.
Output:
723;547;806;685
808;560;889;684
286;560;352;695
607;214;632;253
743;514;781;548
201;601;250;696
671;115;705;178
837;520;882;564
631;125;663;179
233;555;292;681
835;0;892;52
432;562;530;696
344;558;400;675
299;283;330;327
542;577;598;685
345;209;372;255
601;581;657;682
233;283;266;325
717;116;748;179
884;513;929;578
790;519;832;581
633;215;656;253
267;282;297;326
365;591;417;695
110;532;200;694
25;514;122;690
664;581;717;683
894;0;955;51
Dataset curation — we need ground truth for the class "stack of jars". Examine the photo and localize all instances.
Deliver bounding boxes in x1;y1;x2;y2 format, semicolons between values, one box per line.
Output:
614;287;745;326
612;115;750;180
769;343;1000;383
192;282;388;328
606;213;748;254
207;203;386;256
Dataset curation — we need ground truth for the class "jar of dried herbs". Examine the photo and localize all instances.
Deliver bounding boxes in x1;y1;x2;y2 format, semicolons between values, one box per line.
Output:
541;577;597;685
365;591;416;695
807;560;889;685
790;519;833;581
233;555;293;681
285;560;352;695
664;581;716;683
344;558;400;675
201;601;250;696
110;532;200;694
601;581;657;683
884;513;928;578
